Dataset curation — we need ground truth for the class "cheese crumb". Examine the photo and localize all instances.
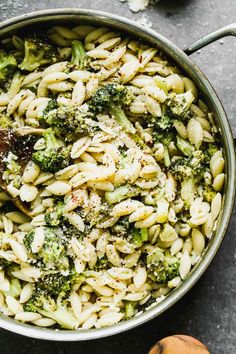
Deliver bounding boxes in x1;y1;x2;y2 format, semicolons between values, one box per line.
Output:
128;0;150;12
120;0;159;13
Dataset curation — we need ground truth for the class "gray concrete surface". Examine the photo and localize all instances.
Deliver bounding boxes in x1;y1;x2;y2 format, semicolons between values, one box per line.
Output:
0;0;236;353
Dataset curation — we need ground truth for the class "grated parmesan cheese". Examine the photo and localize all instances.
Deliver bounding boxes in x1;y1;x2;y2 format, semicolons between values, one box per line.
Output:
120;0;150;12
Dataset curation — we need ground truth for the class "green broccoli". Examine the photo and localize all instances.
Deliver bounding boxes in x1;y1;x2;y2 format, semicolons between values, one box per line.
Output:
45;201;64;227
94;256;111;271
166;91;194;120
148;114;172;131
170;151;205;206
202;142;220;164
0;50;17;82
132;227;148;247
0;114;14;128
110;216;130;238
176;135;194;157
170;151;205;181
125;301;137;319
105;185;140;204
24;287;78;329
39;272;71;296
32;128;71;173
150;109;175;168
202;185;217;203
146;247;180;283
42;98;58;117
3;278;21;298
24;227;69;272
0;257;12;271
153;130;175;167
87;203;111;228
43;103;99;141
61;222;84;240
110;217;147;247
71;40;89;69
89;83;135;134
19;35;58;72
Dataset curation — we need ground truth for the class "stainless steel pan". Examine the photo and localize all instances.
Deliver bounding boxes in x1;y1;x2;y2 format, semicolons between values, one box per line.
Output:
0;9;235;341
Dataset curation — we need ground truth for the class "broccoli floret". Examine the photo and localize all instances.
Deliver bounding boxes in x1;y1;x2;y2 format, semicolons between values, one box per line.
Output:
43;103;99;141
146;247;180;283
39;272;70;296
170;151;205;181
110;216;130;237
125;301;137;319
24;287;78;329
24;287;56;313
19;35;58;72
71;40;89;70
42;98;58;117
45;201;64;227
153;130;175;167
166;91;194;120
176;135;194;157
23;230;34;252
24;227;69;272
203;185;217;203
89;83;135;134
170;151;205;207
151;110;175;167
87;203;111;228
94;256;111;271
61;222;84;240
32;128;71;173
148;113;172;131
203;142;220;164
132;228;148;247
105;185;140;204
3;278;22;298
110;217;147;247
0;50;17;83
0;114;14;128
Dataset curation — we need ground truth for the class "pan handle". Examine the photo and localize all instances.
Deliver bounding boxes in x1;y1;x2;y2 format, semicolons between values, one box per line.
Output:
184;23;236;140
184;23;236;55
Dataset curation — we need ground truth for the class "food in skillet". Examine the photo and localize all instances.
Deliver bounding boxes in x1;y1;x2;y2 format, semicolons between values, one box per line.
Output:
0;26;225;329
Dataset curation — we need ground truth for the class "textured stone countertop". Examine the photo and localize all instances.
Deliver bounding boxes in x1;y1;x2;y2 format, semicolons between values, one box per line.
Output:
0;1;235;353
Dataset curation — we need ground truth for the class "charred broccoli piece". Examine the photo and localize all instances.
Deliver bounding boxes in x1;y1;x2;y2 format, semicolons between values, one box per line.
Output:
32;128;71;173
71;40;89;70
0;50;17;83
89;83;135;134
19;35;58;72
146;247;180;283
166;91;194;120
43;102;99;141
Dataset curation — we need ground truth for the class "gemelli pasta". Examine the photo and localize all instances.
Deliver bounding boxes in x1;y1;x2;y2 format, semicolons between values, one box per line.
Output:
0;24;225;330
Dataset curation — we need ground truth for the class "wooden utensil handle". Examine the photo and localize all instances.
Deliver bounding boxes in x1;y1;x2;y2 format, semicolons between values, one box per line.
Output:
149;335;210;354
